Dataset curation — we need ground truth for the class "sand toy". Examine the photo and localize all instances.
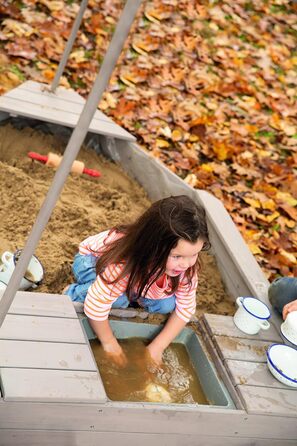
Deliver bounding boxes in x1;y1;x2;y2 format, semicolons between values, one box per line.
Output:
28;151;101;178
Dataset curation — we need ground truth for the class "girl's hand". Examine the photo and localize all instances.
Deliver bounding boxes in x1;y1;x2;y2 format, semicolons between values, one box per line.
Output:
146;343;164;366
283;299;297;320
102;338;127;367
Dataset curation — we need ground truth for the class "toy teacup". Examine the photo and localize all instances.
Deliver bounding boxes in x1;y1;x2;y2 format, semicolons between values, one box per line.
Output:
0;250;44;290
233;296;271;335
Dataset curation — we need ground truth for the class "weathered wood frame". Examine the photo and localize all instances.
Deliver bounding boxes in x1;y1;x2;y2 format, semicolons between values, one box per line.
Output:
0;0;295;440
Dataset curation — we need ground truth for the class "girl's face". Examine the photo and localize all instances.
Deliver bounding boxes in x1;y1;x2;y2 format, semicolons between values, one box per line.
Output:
165;238;204;277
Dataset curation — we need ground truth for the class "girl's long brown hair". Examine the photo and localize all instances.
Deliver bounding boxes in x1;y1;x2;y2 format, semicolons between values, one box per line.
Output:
95;195;210;300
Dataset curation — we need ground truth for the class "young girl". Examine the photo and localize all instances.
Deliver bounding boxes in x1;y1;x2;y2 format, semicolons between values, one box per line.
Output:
65;195;210;365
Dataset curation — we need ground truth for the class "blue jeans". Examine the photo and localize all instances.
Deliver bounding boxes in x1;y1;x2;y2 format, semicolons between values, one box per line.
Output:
65;253;176;314
268;277;297;315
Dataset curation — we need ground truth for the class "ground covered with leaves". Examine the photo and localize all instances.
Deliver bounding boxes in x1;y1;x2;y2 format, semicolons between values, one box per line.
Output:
0;0;296;280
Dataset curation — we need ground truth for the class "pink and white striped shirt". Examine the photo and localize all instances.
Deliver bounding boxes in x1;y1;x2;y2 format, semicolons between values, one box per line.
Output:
83;230;198;323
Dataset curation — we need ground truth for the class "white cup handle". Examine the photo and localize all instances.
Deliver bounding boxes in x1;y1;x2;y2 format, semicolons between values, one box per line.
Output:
1;252;13;267
236;297;244;307
259;320;270;330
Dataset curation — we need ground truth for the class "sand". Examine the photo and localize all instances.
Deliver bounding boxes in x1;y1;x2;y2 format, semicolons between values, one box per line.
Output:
0;122;235;318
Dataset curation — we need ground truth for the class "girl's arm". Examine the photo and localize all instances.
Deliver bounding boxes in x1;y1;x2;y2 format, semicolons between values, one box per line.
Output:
88;318;127;367
146;312;186;364
147;274;197;364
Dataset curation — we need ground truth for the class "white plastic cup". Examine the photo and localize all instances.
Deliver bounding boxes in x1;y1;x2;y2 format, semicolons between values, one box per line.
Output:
233;296;271;335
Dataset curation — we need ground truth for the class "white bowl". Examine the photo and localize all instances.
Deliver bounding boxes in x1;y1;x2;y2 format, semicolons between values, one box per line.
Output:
280;323;297;349
266;344;297;388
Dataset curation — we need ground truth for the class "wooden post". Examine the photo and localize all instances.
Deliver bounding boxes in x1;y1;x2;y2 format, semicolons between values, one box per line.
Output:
0;0;142;327
50;0;89;92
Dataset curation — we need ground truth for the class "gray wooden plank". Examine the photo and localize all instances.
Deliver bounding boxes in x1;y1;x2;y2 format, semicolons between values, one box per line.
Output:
0;95;135;141
0;340;97;371
6;87;113;123
0;314;86;343
0;368;106;402
16;80;85;103
2;400;297;440
16;81;120;124
1;430;296;446
213;336;270;363
203;313;282;343
225;359;289;389
5;80;120;127
237;385;297;417
2;290;77;318
198;319;244;410
0;96;135;141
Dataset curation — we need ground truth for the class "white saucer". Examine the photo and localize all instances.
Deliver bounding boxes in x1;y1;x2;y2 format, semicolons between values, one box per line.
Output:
280;323;297;348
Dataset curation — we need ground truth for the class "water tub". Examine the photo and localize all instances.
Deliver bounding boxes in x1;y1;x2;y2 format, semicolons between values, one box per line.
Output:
82;317;235;409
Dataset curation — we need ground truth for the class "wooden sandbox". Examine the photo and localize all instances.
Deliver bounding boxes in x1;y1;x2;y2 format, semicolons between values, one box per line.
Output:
0;82;296;446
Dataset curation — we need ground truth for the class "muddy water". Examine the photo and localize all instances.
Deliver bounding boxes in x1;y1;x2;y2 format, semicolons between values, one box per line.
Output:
91;338;209;404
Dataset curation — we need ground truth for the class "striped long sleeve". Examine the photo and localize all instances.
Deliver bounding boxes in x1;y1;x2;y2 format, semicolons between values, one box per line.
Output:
84;263;128;321
174;274;198;322
79;230;111;256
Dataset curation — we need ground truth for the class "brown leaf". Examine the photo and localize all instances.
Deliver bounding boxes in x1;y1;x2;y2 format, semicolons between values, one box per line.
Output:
279;204;297;222
5;41;37;60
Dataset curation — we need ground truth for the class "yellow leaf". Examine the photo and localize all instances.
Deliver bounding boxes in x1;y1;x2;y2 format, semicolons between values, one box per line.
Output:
276;192;297;207
95;35;103;47
105;93;117;109
131;43;147;55
245;230;262;241
278;74;286;83
243;197;261;208
285;219;296;229
212;142;228;161
248;243;263;255
200;164;213;173
184;174;198;188
171;129;183;141
156;139;170;148
262;199;276;211
69;50;88;63
256;211;280;223
189;134;199;142
257;149;271;158
39;0;64;11
2;19;35;37
119;75;135;87
266;211;280;223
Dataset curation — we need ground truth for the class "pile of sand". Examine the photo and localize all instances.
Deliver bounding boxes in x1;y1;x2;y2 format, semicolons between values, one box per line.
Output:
0;122;234;317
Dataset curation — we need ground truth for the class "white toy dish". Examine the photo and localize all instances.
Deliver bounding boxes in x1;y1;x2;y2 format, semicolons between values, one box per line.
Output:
280;312;297;348
266;344;297;388
0;250;44;291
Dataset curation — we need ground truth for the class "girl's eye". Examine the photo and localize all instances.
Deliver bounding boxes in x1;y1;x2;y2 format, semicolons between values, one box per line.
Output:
172;255;180;259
